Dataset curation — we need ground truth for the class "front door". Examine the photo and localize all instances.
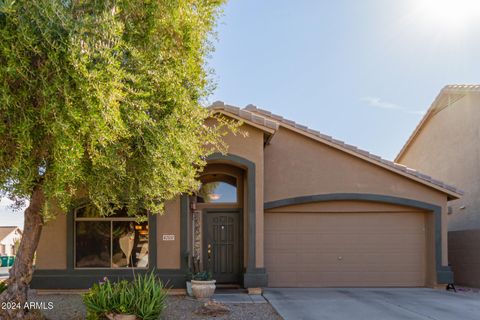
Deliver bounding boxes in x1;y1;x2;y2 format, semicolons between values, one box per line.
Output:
203;210;242;284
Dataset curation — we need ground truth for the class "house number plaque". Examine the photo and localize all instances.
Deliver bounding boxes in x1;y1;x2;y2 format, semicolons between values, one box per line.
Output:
162;234;175;241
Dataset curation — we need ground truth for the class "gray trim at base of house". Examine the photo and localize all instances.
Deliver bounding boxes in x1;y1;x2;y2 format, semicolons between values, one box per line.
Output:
265;193;453;285
31;268;270;289
243;268;268;288
31;269;186;289
437;268;454;284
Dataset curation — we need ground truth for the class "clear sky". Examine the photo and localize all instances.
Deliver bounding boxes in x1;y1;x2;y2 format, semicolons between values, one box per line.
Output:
1;0;480;228
207;0;480;159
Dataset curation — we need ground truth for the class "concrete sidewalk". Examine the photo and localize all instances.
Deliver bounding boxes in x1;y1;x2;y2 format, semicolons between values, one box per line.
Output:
264;288;480;320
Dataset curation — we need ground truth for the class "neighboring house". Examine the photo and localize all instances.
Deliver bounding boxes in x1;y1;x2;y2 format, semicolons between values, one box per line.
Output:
0;226;22;257
396;84;480;288
31;103;461;290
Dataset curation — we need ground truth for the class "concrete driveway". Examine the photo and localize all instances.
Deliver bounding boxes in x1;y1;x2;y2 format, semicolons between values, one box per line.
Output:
263;288;480;320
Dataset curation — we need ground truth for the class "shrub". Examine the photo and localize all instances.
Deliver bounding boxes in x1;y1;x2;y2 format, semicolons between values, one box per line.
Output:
83;273;168;320
132;273;168;320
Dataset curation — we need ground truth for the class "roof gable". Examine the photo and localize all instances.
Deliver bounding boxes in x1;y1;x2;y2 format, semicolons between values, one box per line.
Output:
396;85;480;163
0;226;21;241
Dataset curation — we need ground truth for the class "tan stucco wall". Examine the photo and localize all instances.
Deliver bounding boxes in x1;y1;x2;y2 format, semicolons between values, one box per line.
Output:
157;198;181;269
36;208;67;270
397;93;480;231
264;127;450;268
449;230;480;287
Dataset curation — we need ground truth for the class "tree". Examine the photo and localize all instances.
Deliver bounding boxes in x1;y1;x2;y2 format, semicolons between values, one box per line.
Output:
0;0;227;318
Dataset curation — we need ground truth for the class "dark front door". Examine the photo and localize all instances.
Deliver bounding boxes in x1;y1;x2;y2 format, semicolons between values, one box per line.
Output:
203;210;242;284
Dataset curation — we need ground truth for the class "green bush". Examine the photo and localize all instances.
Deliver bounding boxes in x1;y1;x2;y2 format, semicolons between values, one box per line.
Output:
83;273;168;320
132;273;168;320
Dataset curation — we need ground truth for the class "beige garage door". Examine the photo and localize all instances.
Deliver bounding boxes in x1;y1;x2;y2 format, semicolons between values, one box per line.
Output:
265;211;426;287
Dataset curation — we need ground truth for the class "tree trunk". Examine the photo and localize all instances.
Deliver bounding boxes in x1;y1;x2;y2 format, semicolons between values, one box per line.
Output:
0;185;45;320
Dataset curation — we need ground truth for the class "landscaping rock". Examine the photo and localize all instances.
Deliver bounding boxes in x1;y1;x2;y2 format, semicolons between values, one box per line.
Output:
194;300;230;317
27;291;282;320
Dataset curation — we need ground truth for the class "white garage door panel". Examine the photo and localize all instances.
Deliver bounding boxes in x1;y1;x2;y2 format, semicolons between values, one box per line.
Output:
265;211;426;287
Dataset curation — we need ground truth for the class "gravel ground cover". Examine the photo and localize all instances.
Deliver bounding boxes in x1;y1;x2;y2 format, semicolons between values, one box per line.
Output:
161;296;282;320
28;292;282;320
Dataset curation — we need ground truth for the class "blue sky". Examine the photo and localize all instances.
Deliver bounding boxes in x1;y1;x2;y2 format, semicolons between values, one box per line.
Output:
1;0;479;227
207;0;480;159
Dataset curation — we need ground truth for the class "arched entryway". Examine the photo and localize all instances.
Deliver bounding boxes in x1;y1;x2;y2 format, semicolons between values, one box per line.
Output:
191;164;245;284
182;153;267;288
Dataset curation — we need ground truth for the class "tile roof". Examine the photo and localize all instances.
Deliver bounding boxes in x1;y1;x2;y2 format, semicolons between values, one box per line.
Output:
210;101;462;198
442;84;480;93
210;101;279;131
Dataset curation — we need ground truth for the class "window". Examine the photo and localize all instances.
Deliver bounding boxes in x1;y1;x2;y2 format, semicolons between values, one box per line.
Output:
197;175;238;204
74;206;149;269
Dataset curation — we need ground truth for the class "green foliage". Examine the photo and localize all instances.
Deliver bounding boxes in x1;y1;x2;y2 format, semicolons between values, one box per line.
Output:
192;271;213;281
83;273;168;320
132;273;168;320
0;0;229;219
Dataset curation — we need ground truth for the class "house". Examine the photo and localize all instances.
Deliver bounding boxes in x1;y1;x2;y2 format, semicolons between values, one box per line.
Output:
31;102;462;290
396;84;480;288
0;226;22;257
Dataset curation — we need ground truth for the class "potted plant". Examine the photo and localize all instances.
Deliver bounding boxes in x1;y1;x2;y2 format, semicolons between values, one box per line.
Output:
185;253;204;297
191;271;216;299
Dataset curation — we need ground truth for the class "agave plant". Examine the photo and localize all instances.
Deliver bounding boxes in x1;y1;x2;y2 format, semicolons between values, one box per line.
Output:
83;273;168;320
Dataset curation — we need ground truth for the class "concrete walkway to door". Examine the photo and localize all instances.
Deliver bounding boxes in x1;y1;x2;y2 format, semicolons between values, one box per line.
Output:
263;288;480;320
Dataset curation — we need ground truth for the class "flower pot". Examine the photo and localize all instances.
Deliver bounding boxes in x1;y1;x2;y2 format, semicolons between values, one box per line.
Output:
186;280;193;297
106;313;137;320
191;280;216;299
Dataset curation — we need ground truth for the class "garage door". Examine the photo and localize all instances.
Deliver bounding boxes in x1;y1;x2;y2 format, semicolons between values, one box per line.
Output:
265;211;426;287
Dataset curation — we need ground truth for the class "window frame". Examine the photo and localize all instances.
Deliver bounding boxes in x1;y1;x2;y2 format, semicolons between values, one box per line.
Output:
73;206;149;270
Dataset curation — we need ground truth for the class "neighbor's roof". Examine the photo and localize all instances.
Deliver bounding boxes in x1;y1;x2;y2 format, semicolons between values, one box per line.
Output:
396;85;480;163
0;226;21;241
210;101;463;200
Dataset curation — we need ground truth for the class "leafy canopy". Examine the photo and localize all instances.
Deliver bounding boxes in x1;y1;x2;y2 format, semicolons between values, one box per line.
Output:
0;0;229;218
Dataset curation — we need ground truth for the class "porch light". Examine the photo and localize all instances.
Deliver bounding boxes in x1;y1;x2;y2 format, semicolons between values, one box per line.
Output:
209;194;221;201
